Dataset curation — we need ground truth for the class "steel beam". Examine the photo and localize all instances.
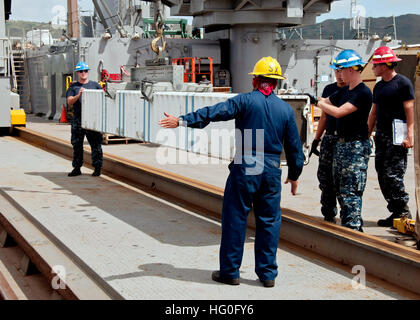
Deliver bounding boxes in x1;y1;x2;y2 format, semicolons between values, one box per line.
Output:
415;55;420;244
0;269;19;300
0;187;117;300
304;0;321;10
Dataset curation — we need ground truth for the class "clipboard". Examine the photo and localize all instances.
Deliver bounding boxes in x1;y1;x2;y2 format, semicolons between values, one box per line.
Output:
392;119;407;145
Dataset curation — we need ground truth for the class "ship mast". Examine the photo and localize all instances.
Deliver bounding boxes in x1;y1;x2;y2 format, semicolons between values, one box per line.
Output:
67;0;80;38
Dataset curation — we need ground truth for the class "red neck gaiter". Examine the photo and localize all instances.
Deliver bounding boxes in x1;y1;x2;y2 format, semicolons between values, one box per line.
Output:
252;77;278;96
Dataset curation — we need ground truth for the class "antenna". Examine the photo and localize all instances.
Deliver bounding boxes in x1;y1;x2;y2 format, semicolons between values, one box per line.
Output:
350;0;357;29
393;15;397;40
350;0;366;39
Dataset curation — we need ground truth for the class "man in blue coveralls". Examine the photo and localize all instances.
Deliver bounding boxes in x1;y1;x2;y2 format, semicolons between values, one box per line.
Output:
159;57;304;287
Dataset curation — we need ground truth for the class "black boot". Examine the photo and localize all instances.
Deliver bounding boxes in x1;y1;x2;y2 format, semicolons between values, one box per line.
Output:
324;216;337;224
377;211;412;227
92;167;101;177
259;279;275;288
211;271;239;285
68;167;82;177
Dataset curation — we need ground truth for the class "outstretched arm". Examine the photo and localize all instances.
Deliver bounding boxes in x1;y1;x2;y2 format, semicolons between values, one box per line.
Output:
159;113;181;128
159;95;243;129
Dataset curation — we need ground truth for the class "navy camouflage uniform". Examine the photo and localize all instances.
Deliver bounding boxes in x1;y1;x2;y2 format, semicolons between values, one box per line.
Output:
317;83;341;220
66;81;103;170
329;83;372;231
333;140;371;229
373;74;414;219
375;132;409;214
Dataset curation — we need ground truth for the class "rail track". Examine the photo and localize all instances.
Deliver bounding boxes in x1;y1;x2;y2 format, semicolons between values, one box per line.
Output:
0;126;419;299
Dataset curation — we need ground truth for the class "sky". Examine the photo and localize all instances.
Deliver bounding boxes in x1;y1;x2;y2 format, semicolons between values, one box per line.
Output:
11;0;93;23
9;0;420;24
317;0;420;22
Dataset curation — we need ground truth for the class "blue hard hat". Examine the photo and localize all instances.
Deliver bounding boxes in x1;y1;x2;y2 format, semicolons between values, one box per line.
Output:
75;61;90;72
330;57;342;70
330;49;366;69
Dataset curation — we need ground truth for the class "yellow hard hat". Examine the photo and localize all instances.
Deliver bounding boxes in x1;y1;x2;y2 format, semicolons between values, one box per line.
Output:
249;56;286;80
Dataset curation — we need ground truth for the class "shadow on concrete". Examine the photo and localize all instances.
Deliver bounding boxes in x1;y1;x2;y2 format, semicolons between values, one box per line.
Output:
275;239;410;300
3;171;409;295
363;220;381;228
2;171;411;296
103;263;262;287
23;171;255;248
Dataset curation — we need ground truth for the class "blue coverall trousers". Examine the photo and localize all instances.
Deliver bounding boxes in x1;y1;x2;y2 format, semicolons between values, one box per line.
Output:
219;155;282;281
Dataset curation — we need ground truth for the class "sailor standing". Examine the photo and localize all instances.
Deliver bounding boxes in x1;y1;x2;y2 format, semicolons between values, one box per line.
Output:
159;57;304;287
66;62;104;177
310;58;347;223
368;46;415;227
317;50;372;232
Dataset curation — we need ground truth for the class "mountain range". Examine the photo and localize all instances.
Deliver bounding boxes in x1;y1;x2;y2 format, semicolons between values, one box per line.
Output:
5;14;420;44
290;14;420;44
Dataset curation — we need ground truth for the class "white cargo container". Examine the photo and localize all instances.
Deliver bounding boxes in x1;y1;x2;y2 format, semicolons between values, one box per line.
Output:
82;90;312;162
26;30;53;47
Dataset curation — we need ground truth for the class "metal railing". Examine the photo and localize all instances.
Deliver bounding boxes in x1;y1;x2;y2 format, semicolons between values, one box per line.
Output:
0;38;11;78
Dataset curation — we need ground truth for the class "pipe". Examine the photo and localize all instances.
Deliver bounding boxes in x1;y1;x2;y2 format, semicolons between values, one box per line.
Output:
67;0;79;39
92;0;110;33
97;0;127;38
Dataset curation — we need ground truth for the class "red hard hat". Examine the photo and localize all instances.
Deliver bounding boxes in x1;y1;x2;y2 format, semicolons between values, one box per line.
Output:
371;46;402;64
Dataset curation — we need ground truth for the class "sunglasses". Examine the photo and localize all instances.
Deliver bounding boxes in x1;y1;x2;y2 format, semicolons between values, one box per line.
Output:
78;70;89;73
372;63;386;69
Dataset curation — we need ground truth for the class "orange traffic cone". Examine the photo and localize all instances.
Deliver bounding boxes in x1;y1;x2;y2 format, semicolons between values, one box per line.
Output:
59;105;68;124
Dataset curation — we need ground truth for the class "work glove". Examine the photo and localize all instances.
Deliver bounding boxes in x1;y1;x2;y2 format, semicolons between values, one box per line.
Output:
307;94;318;105
309;139;321;157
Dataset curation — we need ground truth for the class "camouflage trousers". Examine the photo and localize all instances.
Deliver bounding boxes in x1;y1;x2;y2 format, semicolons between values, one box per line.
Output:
374;131;409;214
71;118;103;169
317;134;339;219
333;139;371;230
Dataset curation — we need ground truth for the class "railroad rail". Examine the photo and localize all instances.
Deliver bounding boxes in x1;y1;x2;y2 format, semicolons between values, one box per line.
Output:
2;126;417;299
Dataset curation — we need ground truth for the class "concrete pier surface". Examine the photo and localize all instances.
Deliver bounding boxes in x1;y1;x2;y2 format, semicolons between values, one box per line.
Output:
1;131;417;299
25;116;417;242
